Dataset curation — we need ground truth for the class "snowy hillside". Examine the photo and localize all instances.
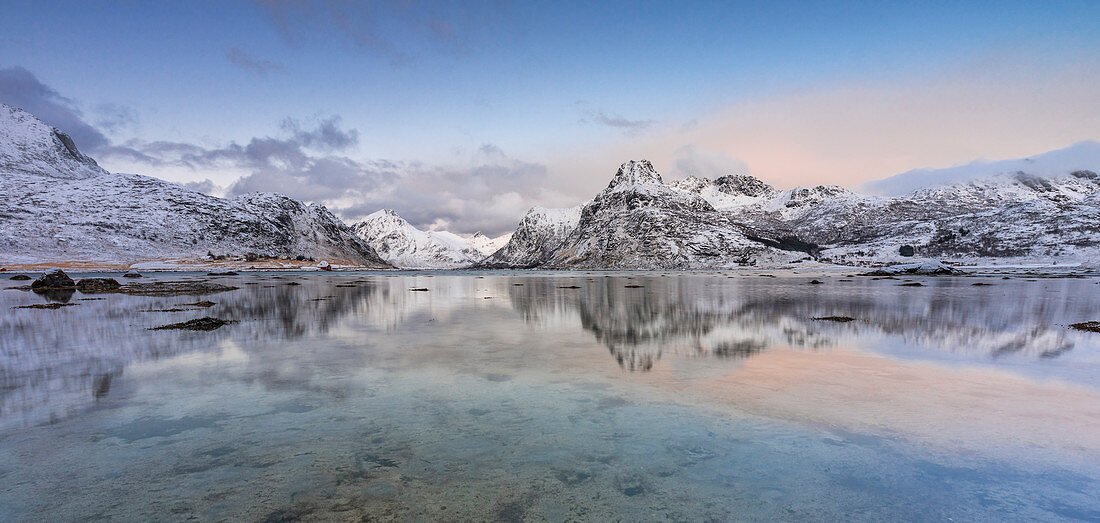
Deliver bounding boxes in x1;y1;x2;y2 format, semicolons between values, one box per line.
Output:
862;141;1100;196
0;104;390;266
350;209;488;269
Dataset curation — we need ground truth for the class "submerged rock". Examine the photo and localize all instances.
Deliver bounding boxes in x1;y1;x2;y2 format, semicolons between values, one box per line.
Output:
862;261;961;276
813;316;856;322
9;274;32;280
119;281;238;297
123;270;143;278
150;317;236;331
1070;321;1100;333
12;302;79;310
31;268;75;289
76;278;121;293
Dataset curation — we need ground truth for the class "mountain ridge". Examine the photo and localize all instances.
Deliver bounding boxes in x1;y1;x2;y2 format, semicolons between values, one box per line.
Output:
0;103;390;266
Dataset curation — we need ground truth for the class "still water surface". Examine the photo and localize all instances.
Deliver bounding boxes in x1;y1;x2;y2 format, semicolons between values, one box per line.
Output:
1;271;1099;521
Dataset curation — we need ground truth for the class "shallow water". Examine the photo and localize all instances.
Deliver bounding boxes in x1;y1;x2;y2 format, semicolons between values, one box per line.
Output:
1;271;1099;521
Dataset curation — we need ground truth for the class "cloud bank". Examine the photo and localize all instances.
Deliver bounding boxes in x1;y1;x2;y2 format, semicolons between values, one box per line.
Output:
0;66;109;152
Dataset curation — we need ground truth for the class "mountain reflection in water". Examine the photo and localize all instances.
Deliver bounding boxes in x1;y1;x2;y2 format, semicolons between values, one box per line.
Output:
1;272;1098;429
3;271;1100;521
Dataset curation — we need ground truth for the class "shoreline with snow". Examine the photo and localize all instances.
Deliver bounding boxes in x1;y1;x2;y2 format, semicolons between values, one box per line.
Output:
3;256;1098;276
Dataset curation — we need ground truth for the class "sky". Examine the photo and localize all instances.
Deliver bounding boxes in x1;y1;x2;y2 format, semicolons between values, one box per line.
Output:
1;0;1099;235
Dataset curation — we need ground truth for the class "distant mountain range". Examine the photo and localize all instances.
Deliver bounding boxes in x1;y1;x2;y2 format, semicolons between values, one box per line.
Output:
479;158;1100;268
350;209;509;269
2;102;1098;269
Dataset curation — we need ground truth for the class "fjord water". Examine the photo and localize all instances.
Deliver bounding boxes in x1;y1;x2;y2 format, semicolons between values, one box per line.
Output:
1;272;1099;521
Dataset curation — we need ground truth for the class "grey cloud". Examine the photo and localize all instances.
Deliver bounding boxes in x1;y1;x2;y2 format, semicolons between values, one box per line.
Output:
184;179;221;195
280;116;359;151
93;102;139;134
591;111;655;133
0;66;109;152
671;144;751;180
576;102;656;136
253;0;493;66
225;47;285;76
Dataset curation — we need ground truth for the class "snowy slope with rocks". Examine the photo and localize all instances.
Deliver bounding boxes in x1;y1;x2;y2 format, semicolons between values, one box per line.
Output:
862;141;1100;196
478;205;586;268
0;104;389;266
350;209;488;269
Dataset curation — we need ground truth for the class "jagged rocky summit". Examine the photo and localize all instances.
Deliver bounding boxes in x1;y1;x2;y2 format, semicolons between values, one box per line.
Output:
0;104;389;266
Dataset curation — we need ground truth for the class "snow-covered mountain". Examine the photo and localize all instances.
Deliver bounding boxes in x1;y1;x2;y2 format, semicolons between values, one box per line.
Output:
862;141;1100;196
540;160;808;269
464;231;512;256
478;204;586;268
484;156;1100;269
350;209;488;269
0;104;390;266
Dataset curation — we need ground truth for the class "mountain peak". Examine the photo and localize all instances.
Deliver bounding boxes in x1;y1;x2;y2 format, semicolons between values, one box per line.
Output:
608;160;662;190
366;208;404;221
0;103;104;179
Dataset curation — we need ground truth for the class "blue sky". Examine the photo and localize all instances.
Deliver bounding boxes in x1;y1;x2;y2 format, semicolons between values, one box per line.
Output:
2;1;1099;233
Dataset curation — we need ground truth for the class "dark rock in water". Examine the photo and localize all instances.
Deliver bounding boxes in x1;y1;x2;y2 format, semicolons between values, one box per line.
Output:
181;300;216;308
898;282;925;287
123;269;142;278
31;268;75;289
150;317;236;331
120;281;238;296
899;245;915;257
34;288;76;302
76;278;121;293
12;302;79;310
9;274;32;280
207;271;239;276
809;279;824;285
813;316;856;322
409;287;429;292
1070;321;1100;333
